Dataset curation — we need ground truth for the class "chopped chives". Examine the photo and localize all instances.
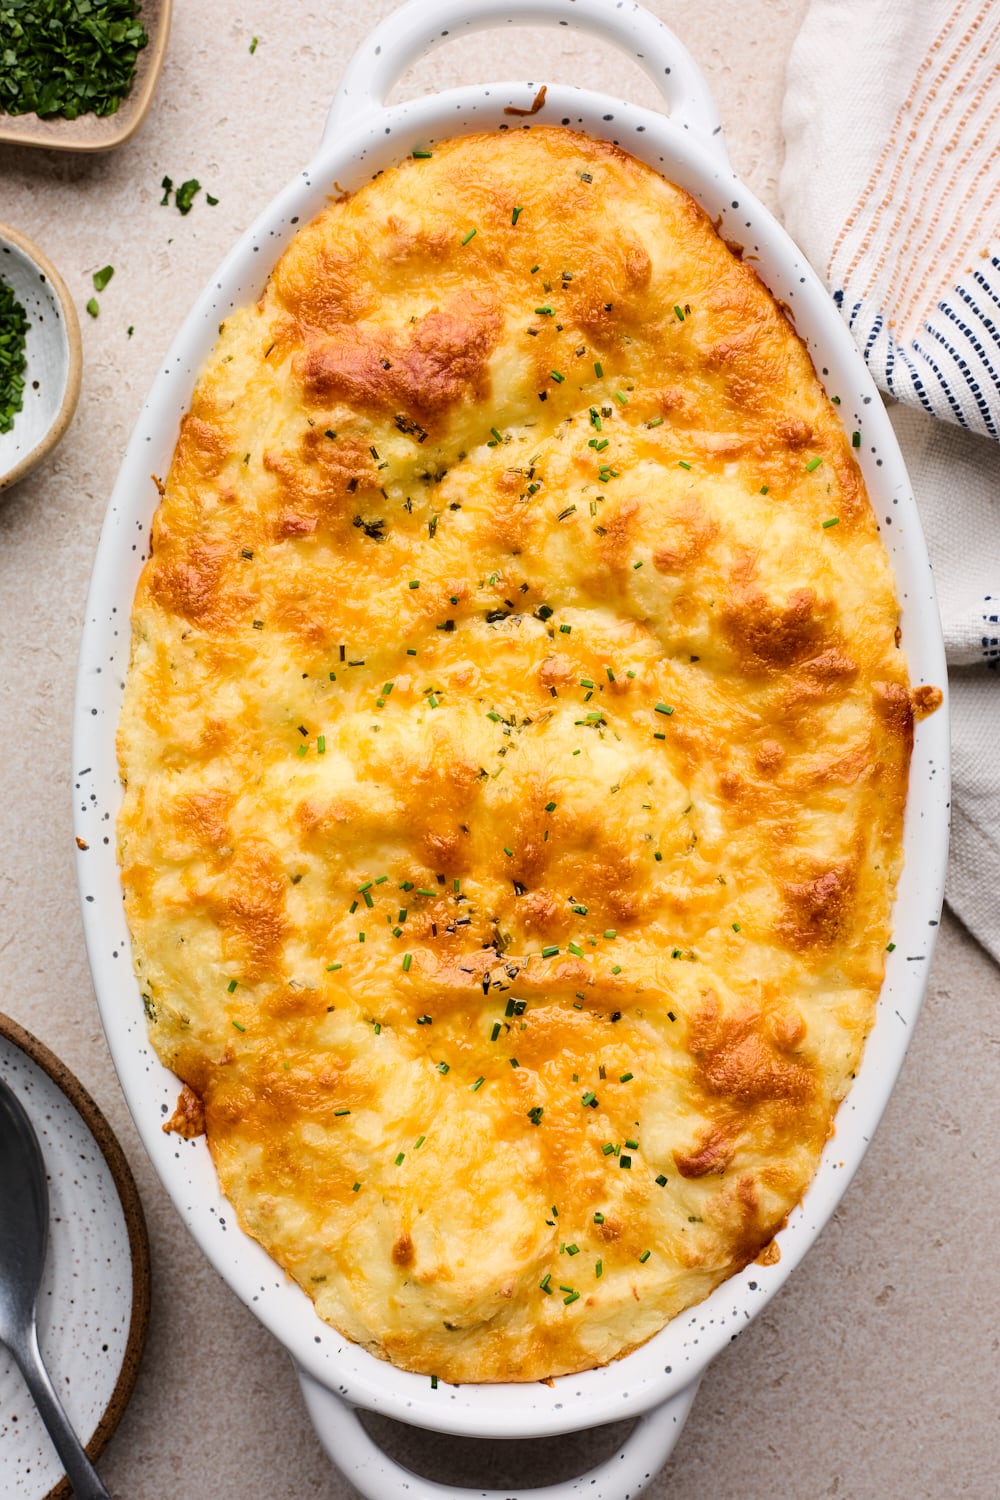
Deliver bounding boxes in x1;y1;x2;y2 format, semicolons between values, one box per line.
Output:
317;735;326;753
412;149;433;158
395;1152;405;1165
601;1143;615;1156
437;1061;450;1074
334;1108;351;1117
539;1273;552;1293
625;1138;638;1149
541;945;559;958
655;702;674;716
822;516;840;528
655;1174;668;1186
568;943;584;957
674;305;685;321
806;456;823;472
563;1289;580;1305
402;953;412;972
620;1155;632;1169
639;1249;651;1263
604;929;617;940
619;1071;633;1083
852;431;861;448
415;1135;425;1148
535;304;554;315
471;1076;485;1091
512;206;523;224
581;1091;598;1107
490;1022;501;1041
326;962;342;972
232;1020;245;1032
614;391;628;404
545;800;556;812
227;979;238;993
595;1259;603;1278
594;361;603;377
678;459;692;470
560;623;572;634
566;1243;580;1256
594;1211;605;1223
461;228;477;244
353;1181;361;1191
550;370;565;383
646;416;664;428
408;579;420;589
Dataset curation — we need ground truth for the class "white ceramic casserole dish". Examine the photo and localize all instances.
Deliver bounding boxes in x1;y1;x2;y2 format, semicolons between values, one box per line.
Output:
73;2;950;1495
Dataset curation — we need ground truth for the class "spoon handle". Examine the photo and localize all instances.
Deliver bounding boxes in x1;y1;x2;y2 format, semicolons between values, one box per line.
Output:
11;1323;111;1500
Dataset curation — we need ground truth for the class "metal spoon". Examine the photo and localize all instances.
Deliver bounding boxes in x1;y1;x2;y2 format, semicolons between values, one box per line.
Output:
0;1076;112;1500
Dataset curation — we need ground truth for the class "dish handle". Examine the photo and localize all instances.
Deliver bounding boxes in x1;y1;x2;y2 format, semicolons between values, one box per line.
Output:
297;1366;700;1500
322;0;727;161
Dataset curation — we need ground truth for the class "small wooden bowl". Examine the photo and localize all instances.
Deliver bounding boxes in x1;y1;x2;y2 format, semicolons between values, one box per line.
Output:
0;224;82;494
0;0;171;153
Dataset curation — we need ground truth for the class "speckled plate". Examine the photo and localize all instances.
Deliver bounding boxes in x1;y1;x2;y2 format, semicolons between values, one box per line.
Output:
0;1014;150;1500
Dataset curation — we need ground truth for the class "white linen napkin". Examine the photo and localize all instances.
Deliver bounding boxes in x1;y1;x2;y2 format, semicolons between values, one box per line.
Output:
780;0;1000;963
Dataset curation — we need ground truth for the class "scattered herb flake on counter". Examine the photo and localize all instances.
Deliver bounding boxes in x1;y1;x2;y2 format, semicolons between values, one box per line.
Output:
86;296;99;318
174;178;201;215
0;0;148;120
0;277;29;433
249;35;258;53
92;264;114;292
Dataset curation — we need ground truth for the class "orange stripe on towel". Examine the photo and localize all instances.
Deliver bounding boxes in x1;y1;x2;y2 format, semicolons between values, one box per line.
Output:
856;22;1000;313
827;0;991;288
892;86;1000;337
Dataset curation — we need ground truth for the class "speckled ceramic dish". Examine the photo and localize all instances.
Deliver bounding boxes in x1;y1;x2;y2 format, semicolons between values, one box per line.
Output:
0;1014;150;1500
0;0;171;152
0;225;81;494
74;1;950;1496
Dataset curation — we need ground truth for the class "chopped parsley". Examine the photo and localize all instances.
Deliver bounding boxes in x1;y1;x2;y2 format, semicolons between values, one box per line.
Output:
0;278;29;433
0;0;148;119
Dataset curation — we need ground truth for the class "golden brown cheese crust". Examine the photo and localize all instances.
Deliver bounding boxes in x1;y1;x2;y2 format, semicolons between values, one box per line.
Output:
117;127;913;1383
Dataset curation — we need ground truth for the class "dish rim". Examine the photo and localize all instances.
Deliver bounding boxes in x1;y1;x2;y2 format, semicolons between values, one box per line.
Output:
72;71;950;1440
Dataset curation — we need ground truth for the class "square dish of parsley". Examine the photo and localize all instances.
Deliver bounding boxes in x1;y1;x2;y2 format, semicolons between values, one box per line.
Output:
0;0;171;151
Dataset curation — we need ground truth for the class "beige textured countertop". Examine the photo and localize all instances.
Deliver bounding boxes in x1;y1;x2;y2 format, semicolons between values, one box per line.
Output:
1;2;998;1495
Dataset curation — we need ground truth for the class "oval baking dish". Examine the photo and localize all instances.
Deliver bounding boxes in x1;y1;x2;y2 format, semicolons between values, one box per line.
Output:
73;1;950;1495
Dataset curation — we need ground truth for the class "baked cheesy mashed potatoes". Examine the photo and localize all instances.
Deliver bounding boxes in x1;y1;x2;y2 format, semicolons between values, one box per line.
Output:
118;126;921;1384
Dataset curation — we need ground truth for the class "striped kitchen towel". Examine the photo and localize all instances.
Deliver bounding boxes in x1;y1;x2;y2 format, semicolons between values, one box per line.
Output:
781;0;1000;963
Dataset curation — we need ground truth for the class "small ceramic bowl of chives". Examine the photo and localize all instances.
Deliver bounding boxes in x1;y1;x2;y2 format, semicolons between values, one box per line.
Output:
0;223;81;494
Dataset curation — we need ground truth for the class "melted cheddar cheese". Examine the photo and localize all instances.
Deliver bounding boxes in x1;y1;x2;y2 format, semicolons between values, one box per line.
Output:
118;127;915;1383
